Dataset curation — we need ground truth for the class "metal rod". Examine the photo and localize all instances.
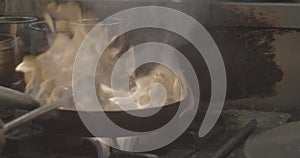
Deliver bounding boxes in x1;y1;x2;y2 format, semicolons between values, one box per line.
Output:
3;98;68;133
212;119;257;158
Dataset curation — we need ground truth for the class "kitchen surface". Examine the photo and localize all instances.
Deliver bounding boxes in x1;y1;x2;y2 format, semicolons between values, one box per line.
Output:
0;0;299;158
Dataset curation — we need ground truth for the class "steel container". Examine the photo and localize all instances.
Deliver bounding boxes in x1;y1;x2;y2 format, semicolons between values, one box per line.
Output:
0;34;15;87
29;20;75;55
29;21;53;55
0;16;37;62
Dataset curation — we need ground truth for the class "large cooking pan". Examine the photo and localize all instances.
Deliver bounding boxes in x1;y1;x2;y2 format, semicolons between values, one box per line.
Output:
34;102;180;137
1;86;181;137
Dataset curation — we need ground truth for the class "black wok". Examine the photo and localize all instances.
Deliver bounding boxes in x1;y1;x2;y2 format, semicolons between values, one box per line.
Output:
0;86;180;137
34;102;179;137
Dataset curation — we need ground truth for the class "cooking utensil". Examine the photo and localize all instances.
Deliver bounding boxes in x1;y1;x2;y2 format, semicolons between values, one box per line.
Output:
0;86;40;110
29;20;74;55
0;34;15;87
0;16;38;91
3;99;180;137
34;101;180;137
0;16;37;58
3;98;66;133
1;86;180;137
29;21;52;55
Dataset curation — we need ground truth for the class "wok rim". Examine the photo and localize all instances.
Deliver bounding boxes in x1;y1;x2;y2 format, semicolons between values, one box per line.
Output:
57;99;182;113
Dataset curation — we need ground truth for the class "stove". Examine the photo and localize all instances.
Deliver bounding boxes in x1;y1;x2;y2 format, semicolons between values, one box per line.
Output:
2;110;291;158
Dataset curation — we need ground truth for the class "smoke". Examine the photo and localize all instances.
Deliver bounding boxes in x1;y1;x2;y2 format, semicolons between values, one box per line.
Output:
16;1;196;111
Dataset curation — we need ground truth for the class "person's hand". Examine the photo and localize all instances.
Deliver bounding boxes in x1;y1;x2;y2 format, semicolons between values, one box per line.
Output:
0;119;5;154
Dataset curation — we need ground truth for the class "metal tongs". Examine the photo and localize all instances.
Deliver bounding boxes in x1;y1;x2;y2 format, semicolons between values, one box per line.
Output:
0;86;68;133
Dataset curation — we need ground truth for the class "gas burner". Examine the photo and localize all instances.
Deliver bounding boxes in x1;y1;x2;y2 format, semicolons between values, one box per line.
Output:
2;120;225;158
2;110;291;158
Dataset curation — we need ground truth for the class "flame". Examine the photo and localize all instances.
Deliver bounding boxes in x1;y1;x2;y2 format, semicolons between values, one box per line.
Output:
17;1;183;111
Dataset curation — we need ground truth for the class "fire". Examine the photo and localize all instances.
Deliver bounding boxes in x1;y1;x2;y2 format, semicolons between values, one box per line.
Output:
16;1;182;111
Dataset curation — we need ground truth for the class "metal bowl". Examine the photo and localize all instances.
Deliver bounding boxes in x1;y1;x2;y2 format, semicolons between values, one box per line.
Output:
0;34;15;87
29;20;76;55
0;16;37;62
